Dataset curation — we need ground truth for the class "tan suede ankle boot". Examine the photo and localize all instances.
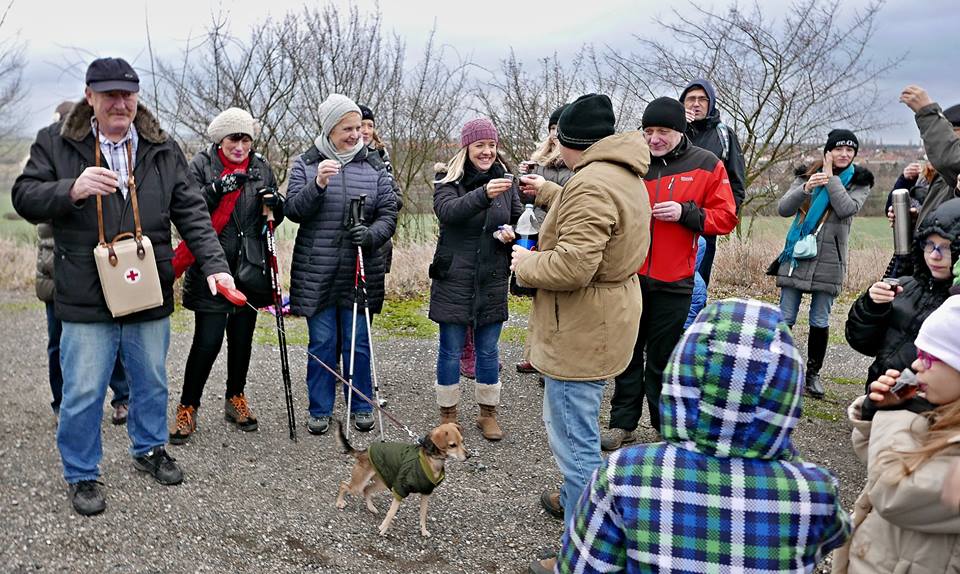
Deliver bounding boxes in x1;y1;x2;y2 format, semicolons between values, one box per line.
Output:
476;404;503;441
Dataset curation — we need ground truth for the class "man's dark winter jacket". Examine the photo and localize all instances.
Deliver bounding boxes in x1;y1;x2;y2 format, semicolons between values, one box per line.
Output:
846;198;960;389
35;222;55;302
912;103;960;231
182;144;282;312
12;101;228;323
284;145;397;317
428;162;523;326
368;442;444;501
680;79;747;211
637;137;738;293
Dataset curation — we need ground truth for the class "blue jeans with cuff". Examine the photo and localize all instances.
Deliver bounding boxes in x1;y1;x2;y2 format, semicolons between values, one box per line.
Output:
305;306;373;418
436;322;503;386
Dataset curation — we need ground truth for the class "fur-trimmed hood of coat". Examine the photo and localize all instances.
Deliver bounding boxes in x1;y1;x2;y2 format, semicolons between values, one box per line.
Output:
60;99;167;144
793;163;875;189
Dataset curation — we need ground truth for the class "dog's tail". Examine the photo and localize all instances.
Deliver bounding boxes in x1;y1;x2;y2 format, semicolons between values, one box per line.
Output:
335;420;360;457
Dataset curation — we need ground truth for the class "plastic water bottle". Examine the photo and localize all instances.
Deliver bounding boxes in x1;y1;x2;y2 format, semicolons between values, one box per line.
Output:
516;204;540;250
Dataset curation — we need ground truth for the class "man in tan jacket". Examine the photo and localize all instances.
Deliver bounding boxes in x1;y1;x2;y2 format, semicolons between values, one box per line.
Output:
511;93;651;574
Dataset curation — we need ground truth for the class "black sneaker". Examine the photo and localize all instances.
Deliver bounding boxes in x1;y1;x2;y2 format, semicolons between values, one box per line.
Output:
307;415;331;435
353;411;375;432
69;480;106;516
133;447;183;485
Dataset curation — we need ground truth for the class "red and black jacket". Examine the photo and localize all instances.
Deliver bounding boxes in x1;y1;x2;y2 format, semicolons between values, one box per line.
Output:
638;137;738;293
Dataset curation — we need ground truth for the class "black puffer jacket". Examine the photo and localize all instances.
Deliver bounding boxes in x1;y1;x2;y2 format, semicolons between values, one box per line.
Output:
12;101;228;323
428;161;523;326
182;145;282;312
845;198;960;389
285;145;397;316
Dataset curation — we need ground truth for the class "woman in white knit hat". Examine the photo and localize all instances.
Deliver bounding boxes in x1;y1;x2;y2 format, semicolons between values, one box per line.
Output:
284;94;398;436
169;107;283;444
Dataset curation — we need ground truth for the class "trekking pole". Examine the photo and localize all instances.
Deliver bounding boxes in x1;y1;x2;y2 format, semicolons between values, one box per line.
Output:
263;193;297;441
346;195;386;441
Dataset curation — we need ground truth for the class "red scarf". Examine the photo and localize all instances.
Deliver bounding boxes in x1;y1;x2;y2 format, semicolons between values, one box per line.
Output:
173;148;250;278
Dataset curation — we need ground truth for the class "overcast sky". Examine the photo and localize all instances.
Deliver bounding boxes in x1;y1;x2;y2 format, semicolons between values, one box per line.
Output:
4;0;957;144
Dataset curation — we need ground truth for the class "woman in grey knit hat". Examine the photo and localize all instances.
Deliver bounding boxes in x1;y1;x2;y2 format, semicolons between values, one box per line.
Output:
170;107;283;444
284;94;398;436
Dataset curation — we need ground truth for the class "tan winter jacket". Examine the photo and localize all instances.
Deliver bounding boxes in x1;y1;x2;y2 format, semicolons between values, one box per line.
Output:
833;396;960;574
515;131;651;381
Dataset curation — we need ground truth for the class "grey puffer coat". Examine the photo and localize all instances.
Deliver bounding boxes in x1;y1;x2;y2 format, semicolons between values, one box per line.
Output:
285;146;397;316
182;145;282;312
428;163;523;326
774;165;874;296
35;222;55;302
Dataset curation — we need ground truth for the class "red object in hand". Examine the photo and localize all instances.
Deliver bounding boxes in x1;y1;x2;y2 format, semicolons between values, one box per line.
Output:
216;283;248;307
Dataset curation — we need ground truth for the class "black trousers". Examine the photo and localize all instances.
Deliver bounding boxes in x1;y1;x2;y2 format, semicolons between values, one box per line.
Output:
180;308;258;408
609;287;691;434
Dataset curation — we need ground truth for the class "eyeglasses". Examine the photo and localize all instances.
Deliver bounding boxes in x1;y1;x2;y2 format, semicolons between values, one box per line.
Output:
922;240;950;257
917;349;942;370
683;95;709;104
225;133;253;143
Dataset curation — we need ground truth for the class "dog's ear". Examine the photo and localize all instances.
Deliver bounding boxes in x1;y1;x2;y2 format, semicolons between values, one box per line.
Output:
422;433;443;456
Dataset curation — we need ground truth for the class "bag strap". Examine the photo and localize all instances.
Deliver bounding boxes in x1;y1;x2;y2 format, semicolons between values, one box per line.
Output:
94;124;143;249
716;122;730;162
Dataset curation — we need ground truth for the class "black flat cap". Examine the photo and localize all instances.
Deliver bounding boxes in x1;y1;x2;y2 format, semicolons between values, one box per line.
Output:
85;57;140;93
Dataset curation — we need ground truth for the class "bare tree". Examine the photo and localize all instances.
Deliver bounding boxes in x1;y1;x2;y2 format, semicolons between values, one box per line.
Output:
0;0;28;156
607;0;901;215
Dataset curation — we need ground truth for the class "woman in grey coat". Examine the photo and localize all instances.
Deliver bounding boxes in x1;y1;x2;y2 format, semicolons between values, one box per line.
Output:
285;94;397;436
772;129;874;399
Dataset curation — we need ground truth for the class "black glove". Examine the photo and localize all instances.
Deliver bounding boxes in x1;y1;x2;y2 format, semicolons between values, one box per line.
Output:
212;172;250;195
257;187;282;209
348;224;373;248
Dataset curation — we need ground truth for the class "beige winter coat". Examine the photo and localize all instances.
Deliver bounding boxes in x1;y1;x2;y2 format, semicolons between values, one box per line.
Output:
515;131;651;381
833;396;960;573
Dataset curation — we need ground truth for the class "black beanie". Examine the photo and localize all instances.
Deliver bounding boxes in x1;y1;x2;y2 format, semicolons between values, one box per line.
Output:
823;128;859;156
944;104;960;127
641;97;686;133
358;104;375;124
557;94;615;150
548;104;567;129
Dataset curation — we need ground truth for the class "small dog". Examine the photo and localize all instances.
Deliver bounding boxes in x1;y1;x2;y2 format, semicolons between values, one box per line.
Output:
334;420;468;537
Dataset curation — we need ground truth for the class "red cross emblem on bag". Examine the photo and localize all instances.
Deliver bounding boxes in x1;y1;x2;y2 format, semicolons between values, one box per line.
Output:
124;267;142;284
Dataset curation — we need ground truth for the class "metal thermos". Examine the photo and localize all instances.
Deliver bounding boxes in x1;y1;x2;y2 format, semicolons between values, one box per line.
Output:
891;188;912;255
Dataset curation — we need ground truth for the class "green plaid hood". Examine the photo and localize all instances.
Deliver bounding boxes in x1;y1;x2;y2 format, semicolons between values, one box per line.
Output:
660;298;804;460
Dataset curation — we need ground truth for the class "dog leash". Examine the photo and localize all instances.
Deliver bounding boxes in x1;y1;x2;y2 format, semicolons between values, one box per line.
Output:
237;299;421;442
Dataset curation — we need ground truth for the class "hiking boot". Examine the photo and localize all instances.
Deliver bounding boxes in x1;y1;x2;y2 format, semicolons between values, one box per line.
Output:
539;490;563;521
516;360;538;374
169;404;197;445
307;415;331;435
353;411;375;432
133;447;183;486
439;405;458;426
476;404;503;441
600;428;636;452
225;394;259;432
528;557;557;574
69;480;106;516
111;403;128;426
805;372;826;399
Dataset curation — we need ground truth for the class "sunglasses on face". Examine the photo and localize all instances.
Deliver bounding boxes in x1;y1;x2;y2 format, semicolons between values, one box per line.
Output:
225;133;253;143
918;349;942;370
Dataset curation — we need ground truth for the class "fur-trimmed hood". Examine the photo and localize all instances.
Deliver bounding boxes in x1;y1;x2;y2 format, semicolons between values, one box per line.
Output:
793;163;874;188
60;99;167;144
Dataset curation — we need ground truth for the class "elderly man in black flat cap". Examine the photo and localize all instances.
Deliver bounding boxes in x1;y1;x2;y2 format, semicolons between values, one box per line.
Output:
13;57;231;516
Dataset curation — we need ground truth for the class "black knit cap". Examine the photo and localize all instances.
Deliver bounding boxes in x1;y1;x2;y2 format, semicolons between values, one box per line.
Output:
548;104;567;129
823;128;859;156
85;57;139;93
641;97;686;133
358;104;375;124
557;94;615;150
944;104;960;127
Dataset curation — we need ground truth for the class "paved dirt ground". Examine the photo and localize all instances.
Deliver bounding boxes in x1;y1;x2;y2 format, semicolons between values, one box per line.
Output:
1;291;871;573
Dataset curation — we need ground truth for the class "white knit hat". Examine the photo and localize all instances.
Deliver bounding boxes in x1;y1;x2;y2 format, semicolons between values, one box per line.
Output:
915;294;960;373
206;107;260;143
317;94;361;137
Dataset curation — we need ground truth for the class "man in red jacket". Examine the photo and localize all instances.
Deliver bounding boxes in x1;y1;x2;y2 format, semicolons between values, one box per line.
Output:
601;97;738;451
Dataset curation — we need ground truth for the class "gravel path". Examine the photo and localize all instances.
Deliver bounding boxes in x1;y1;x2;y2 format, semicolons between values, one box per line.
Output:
1;291;871;573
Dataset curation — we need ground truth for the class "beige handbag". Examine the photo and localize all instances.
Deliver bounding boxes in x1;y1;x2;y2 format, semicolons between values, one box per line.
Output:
92;134;163;317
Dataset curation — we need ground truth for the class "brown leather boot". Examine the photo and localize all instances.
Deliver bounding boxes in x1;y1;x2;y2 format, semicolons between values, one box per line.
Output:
476;404;503;441
439;404;458;426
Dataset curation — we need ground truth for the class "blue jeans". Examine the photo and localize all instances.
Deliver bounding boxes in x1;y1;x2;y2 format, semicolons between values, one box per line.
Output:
542;377;606;527
778;287;836;328
58;318;170;484
305;306;373;417
46;303;128;413
437;322;503;386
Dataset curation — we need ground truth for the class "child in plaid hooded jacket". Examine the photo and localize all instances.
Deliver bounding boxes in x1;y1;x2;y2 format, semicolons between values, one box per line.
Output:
558;298;851;573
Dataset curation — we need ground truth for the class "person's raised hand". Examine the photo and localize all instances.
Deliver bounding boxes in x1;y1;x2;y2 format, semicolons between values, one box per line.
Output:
900;85;934;113
868;369;912;407
70;167;118;203
903;162;922;180
485;178;513;199
315;159;341;189
518;174;545;196
868;281;901;304
805;172;831;192
510;244;531;271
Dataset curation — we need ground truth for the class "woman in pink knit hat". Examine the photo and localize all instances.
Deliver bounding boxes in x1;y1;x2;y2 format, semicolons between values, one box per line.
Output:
429;118;523;440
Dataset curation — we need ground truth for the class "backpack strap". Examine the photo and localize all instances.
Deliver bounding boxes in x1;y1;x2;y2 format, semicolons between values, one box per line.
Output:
716;122;730;162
